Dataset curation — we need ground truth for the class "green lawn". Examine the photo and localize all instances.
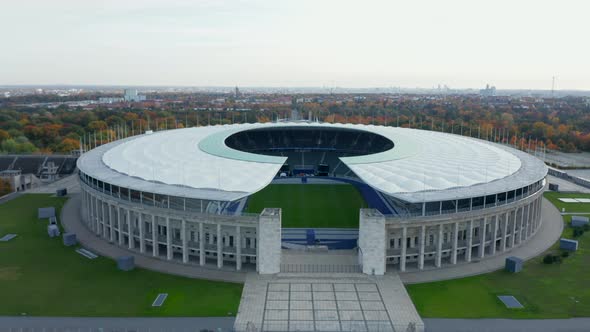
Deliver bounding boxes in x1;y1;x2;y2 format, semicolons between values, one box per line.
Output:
245;184;367;228
406;192;590;318
0;194;242;317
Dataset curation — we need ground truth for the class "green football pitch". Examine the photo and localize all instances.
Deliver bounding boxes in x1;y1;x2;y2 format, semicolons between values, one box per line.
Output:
245;183;368;228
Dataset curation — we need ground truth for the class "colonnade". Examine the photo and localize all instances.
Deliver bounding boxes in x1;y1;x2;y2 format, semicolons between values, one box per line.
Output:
359;186;545;274
80;183;281;274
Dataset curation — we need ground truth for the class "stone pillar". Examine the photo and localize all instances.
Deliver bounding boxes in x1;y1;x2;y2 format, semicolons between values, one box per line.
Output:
451;222;458;264
101;200;107;238
182;219;188;263
511;207;518;248
88;193;94;232
358;209;386;275
466;220;473;262
501;212;509;251
519;204;525;243
152;216;159;257
523;204;531;241
127;209;134;249
236;226;242;271
166;217;172;260
435;224;443;268
217;224;223;268
418;225;425;270
400;226;407;272
199;223;205;266
257;208;282;274
117;207;124;246
138;213;145;253
478;217;486;258
490;216;498;255
109;204;115;242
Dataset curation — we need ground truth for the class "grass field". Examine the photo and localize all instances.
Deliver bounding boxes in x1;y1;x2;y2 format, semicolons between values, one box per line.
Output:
245;184;367;228
406;192;590;318
0;194;242;317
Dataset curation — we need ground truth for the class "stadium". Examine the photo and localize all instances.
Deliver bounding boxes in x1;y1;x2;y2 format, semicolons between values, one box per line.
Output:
77;122;548;275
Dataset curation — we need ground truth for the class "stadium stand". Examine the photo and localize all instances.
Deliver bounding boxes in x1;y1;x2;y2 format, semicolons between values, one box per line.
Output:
226;127;390;178
0;155;78;178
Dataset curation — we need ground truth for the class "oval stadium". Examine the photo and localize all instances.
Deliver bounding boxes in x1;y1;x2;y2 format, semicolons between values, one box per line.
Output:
76;122;548;275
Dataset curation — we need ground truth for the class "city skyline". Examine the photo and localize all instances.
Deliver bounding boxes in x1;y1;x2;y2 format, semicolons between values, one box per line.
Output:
1;0;589;90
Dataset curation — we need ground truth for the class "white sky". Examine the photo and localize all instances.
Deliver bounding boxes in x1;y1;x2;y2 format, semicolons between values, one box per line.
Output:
1;0;589;89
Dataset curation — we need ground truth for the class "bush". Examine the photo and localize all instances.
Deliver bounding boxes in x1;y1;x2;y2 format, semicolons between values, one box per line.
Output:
543;253;562;264
543;254;554;264
561;251;570;258
573;228;584;238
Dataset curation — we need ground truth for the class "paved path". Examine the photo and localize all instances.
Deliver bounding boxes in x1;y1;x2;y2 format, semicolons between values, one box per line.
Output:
0;317;235;331
546;175;590;193
400;197;564;284
60;193;248;283
424;318;590;332
29;174;81;194
234;273;424;332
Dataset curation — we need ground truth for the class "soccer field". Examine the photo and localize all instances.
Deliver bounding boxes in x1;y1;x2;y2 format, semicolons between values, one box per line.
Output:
245;183;367;228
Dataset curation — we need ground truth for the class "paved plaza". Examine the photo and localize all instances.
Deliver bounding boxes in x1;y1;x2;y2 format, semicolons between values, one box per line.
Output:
234;273;424;332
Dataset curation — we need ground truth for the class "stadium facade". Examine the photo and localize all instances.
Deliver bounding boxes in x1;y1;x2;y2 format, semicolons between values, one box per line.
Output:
77;122;547;275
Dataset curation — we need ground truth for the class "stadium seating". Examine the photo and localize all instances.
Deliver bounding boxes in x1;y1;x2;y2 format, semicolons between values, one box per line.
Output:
0;155;77;176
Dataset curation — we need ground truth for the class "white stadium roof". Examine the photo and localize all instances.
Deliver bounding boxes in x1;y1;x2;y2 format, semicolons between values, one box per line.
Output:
78;122;547;203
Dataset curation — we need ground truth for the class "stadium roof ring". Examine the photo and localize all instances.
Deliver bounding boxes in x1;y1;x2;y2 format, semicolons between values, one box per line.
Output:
77;122;548;275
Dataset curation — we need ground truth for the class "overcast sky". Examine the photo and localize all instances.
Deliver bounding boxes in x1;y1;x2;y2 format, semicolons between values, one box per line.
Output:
1;0;589;90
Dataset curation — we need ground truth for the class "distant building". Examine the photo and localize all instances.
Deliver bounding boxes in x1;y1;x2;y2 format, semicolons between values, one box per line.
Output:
98;97;124;104
480;84;496;97
123;89;146;102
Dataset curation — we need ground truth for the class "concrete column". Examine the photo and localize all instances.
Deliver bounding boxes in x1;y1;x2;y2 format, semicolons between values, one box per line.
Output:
152;216;158;257
101;200;106;238
217;224;223;268
490;216;498;255
478;217;486;258
138;213;145;253
127;209;134;249
511;208;518;248
358;209;386;275
117;207;124;246
236;226;242;271
96;196;101;236
400;226;407;272
519;204;525;243
257;208;282;274
108;204;115;242
418;225;425;270
199;223;205;266
466;220;473;262
524;204;530;240
85;191;92;228
166;217;172;260
435;224;443;268
88;193;94;232
451;222;459;264
182;219;188;263
501;212;509;251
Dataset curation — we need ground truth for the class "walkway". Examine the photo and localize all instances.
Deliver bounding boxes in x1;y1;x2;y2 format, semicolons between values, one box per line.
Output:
0;317;235;331
234;273;424;332
424;318;590;332
60;193;248;283
399;197;564;284
2;316;590;331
